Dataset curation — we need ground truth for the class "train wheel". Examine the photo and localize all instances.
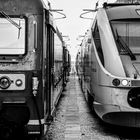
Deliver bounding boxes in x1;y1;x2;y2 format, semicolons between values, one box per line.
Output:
28;135;41;140
87;91;94;111
81;79;85;93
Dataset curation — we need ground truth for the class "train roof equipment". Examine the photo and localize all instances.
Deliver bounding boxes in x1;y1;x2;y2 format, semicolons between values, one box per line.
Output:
80;2;140;20
103;2;140;20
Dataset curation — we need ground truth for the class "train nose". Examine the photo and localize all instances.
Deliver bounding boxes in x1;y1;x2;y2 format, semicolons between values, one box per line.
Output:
0;103;30;125
127;88;140;109
0;103;30;139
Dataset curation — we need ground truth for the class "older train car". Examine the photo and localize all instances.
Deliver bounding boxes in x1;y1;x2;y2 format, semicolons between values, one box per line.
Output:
78;2;140;127
63;45;71;86
0;0;67;139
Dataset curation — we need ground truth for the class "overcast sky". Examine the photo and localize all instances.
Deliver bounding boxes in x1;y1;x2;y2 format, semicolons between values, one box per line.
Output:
48;0;116;60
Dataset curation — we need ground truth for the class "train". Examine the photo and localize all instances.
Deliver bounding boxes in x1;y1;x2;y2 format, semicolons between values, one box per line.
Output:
77;2;140;127
0;0;70;139
116;0;140;3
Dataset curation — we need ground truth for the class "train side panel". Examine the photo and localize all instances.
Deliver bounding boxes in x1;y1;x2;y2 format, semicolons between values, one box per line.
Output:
79;3;140;127
0;0;68;138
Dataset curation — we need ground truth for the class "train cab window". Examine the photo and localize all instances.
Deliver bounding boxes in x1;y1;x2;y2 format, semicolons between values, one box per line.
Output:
111;20;140;54
0;18;25;55
93;23;104;66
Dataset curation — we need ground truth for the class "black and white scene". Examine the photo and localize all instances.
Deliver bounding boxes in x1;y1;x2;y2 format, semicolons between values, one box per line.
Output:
0;0;140;140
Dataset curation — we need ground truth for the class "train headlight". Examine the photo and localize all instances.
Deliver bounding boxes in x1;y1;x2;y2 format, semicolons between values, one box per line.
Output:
16;79;23;87
112;79;120;87
121;79;128;86
0;76;11;89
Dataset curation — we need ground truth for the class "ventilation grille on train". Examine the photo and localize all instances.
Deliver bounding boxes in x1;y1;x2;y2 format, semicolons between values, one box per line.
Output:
131;80;140;87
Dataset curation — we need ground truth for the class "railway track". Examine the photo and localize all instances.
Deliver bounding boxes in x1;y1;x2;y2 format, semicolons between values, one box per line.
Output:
46;75;140;140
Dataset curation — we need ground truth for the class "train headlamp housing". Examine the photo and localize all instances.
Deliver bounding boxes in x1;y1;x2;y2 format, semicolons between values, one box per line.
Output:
15;79;23;87
121;79;128;86
0;76;11;89
112;79;120;87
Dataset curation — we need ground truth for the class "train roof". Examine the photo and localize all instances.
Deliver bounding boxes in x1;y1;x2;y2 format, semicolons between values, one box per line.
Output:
0;0;49;15
0;0;62;38
103;3;140;20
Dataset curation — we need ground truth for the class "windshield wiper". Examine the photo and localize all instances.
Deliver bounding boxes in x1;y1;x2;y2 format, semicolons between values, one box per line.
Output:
116;30;136;61
0;11;21;30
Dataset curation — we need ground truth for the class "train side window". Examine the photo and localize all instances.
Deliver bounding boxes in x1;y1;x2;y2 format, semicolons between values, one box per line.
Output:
93;23;104;66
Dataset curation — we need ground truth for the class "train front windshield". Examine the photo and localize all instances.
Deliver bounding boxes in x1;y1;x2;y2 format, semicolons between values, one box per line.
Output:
111;20;140;54
0;18;25;55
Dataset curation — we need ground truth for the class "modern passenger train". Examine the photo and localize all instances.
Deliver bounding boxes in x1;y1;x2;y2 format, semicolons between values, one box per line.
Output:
0;0;70;139
77;2;140;127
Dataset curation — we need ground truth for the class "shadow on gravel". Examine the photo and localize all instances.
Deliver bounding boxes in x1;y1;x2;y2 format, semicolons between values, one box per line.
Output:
105;124;140;139
90;110;140;139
